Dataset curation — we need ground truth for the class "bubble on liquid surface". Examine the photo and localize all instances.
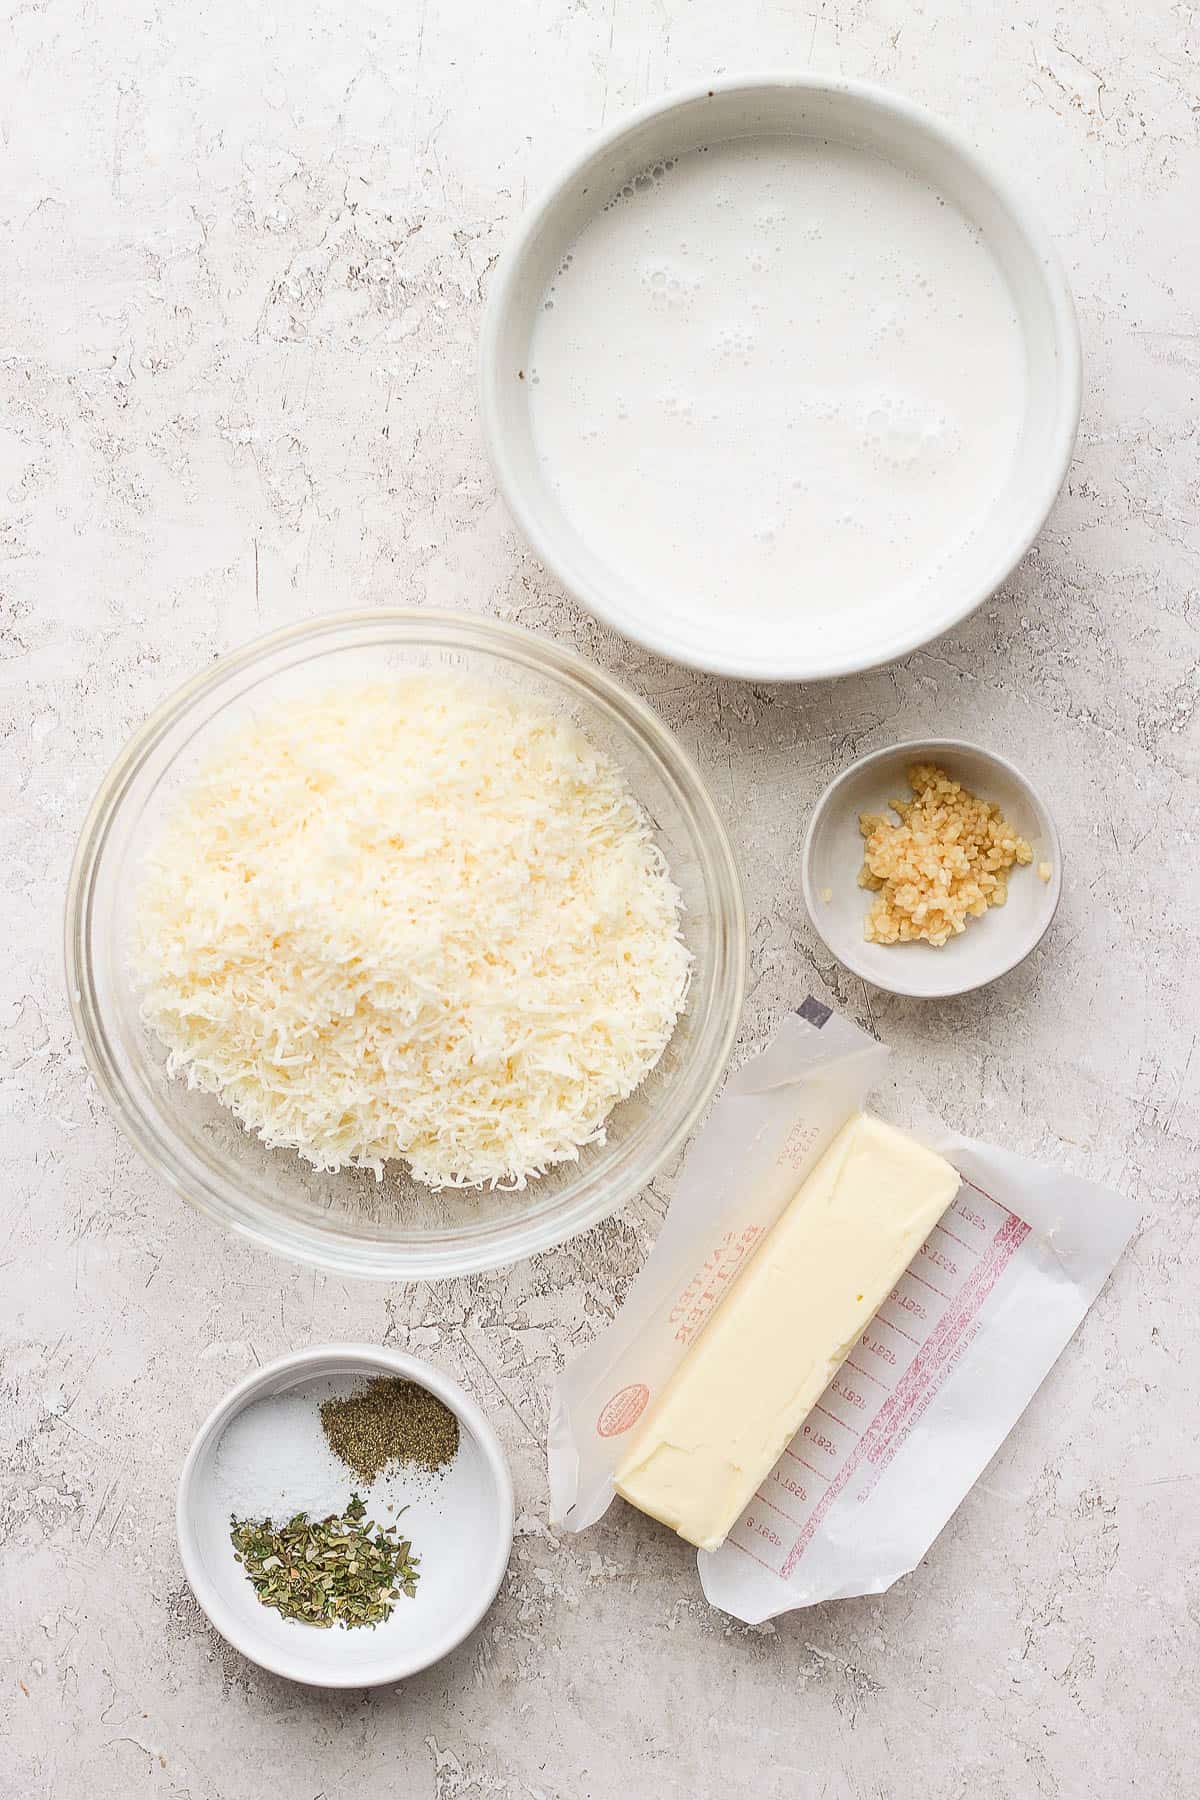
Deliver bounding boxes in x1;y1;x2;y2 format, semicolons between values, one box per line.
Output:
658;387;697;423
856;390;953;472
867;302;907;347
710;319;758;360
638;254;699;306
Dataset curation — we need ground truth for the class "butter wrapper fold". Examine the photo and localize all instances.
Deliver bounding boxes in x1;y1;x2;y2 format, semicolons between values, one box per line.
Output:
548;1002;1137;1623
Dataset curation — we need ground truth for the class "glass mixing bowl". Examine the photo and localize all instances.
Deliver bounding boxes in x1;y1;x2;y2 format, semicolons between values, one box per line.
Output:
65;610;745;1279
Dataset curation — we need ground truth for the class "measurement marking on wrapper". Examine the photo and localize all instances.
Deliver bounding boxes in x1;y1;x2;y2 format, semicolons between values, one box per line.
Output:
888;1287;928;1321
933;1220;976;1253
773;1211;1030;1581
755;1490;806;1530
961;1177;1018;1220
905;1269;951;1301
862;1219;1031;1490
954;1201;990;1232
808;1407;859;1444
727;1535;781;1575
802;1428;839;1458
771;1465;811;1504
743;1512;784;1549
874;1313;921;1347
844;1357;888;1388
783;1446;830;1481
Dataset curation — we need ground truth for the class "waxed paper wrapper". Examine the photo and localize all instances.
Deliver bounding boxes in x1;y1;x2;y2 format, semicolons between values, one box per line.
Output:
547;1002;1137;1623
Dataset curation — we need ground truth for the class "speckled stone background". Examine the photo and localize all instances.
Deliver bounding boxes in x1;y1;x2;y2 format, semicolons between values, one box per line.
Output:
3;1;1198;1794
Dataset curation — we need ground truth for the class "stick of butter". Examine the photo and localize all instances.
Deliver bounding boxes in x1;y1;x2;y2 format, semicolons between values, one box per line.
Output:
613;1113;961;1551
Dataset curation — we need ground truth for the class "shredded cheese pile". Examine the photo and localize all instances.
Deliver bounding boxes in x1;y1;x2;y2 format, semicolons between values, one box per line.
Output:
134;678;692;1189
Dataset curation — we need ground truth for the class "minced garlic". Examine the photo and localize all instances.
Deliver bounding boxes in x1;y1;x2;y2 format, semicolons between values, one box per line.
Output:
858;762;1033;949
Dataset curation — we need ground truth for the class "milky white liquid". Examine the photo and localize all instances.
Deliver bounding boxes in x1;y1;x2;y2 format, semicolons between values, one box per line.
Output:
527;138;1027;639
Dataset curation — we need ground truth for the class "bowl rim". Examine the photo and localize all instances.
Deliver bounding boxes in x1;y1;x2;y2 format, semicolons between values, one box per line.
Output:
479;70;1083;682
64;607;746;1279
800;736;1063;998
176;1344;516;1687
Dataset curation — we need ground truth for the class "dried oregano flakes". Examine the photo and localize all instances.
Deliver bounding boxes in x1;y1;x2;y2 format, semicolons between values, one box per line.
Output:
230;1493;420;1630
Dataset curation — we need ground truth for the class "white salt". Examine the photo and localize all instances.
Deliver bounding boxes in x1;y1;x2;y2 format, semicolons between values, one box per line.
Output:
213;1392;357;1524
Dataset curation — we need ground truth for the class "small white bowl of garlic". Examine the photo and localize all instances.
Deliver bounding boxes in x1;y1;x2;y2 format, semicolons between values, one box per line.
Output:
801;739;1062;999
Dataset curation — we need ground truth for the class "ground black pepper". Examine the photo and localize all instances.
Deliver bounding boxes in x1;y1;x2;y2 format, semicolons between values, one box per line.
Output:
320;1377;460;1483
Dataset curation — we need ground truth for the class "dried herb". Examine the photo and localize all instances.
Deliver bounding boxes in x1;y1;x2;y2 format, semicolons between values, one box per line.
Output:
320;1377;459;1483
230;1494;420;1630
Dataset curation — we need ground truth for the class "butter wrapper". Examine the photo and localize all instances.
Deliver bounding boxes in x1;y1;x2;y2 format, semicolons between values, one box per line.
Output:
548;1001;1136;1623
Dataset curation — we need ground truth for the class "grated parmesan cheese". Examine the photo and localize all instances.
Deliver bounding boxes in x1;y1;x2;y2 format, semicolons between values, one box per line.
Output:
133;677;692;1190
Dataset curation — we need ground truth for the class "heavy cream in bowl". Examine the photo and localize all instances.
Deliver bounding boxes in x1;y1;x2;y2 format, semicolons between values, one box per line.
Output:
481;80;1081;679
530;138;1024;631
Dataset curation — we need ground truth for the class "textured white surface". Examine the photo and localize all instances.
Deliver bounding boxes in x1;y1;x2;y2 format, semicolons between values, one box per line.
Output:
2;2;1198;1795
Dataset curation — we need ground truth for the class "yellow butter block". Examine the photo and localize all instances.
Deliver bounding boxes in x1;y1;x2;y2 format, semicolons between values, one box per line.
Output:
613;1113;960;1551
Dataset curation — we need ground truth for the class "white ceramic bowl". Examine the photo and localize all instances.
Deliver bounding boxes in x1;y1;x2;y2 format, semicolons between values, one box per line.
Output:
801;739;1062;998
177;1346;514;1687
480;74;1081;681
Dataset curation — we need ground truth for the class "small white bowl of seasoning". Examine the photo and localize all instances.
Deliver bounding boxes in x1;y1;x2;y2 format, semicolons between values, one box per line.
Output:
801;739;1062;999
177;1345;514;1687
